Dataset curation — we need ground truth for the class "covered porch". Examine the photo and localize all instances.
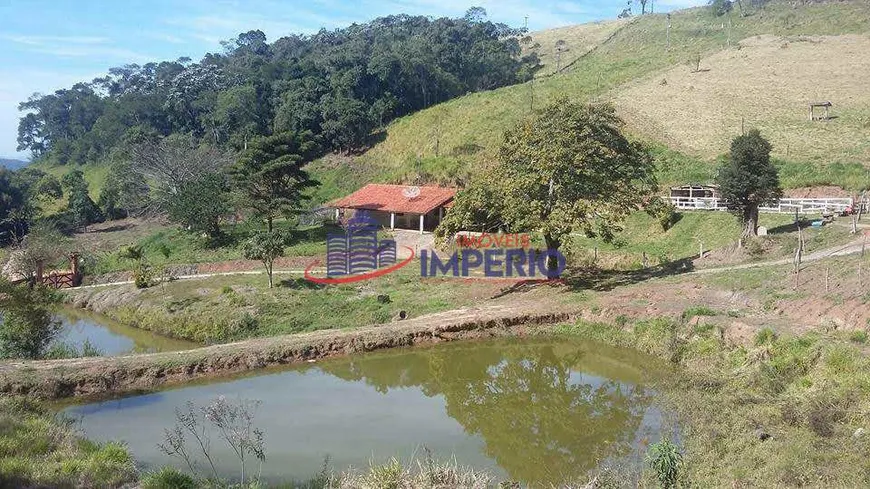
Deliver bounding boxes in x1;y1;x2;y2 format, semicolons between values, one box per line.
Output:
331;184;456;234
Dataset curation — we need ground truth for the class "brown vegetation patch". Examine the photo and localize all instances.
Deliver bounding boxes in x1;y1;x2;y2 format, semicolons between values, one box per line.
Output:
616;34;870;164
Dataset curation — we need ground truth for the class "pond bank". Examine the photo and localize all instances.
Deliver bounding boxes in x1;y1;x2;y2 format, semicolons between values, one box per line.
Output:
0;303;573;400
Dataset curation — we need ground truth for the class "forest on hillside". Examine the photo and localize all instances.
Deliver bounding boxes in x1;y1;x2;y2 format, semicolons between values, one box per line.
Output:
15;8;538;165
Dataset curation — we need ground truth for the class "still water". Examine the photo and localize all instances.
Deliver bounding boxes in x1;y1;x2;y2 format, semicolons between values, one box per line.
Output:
54;308;197;355
63;337;673;486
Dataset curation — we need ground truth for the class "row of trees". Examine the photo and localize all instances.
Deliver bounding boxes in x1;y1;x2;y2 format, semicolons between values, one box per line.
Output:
17;9;539;166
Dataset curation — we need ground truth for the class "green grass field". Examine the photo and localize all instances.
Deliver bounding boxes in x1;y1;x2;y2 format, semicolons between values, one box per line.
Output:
83;221;338;275
568;210;851;269
77;267;507;343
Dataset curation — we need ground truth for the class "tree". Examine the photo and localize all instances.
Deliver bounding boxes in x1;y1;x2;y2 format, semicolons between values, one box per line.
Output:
62;170;103;230
167;172;230;239
242;231;285;288
0;279;60;359
710;0;734;16
0;168;30;244
231;132;319;232
99;160;151;217
439;101;657;274
128;133;231;212
716;129;783;239
464;6;487;23
4;223;72;284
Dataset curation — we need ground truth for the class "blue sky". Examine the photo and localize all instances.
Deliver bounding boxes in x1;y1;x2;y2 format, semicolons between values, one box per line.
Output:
0;0;706;159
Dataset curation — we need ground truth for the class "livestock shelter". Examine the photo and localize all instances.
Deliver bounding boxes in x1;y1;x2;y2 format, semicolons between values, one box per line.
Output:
669;184;723;210
331;184;456;234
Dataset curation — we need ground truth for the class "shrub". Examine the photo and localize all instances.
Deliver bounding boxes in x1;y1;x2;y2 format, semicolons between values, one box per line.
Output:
848;330;868;344
141;467;197;489
365;458;404;489
681;306;718;321
132;262;155;289
646;439;682;488
710;0;733;16
755;327;778;345
0;280;61;359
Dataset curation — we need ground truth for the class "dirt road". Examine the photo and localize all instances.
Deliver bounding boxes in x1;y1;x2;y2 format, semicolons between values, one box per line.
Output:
691;237;866;275
0;302;573;400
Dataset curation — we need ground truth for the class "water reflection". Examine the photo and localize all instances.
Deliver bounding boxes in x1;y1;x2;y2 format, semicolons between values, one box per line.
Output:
54;308;197;355
318;339;661;485
65;337;669;486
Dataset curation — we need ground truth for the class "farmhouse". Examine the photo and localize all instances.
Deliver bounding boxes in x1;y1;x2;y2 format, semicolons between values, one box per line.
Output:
331;184;456;234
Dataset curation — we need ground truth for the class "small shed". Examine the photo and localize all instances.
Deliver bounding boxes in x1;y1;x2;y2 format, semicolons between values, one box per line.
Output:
809;101;832;121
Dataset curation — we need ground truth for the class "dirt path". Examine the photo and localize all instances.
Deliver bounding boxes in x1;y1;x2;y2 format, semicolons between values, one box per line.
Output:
0;301;574;400
74;236;868;290
691;237;866;275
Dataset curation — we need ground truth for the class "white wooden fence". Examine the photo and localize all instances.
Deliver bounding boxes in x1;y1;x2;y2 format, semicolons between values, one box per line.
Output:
669;196;854;214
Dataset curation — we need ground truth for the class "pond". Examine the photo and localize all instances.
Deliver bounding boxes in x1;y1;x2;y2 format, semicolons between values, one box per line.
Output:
54;308;197;355
63;337;674;486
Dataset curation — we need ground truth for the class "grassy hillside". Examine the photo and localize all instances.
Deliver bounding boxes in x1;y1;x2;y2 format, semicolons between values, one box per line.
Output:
311;0;870;201
33;162;109;214
616;34;870;166
523;20;628;77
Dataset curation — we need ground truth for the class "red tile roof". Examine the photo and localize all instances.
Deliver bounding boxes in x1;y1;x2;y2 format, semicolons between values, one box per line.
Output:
332;184;456;214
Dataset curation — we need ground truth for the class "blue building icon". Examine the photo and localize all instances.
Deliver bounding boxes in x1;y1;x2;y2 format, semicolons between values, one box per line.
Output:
327;212;396;277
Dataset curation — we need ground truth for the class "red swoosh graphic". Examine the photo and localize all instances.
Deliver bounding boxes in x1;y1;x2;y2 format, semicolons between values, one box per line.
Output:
304;247;416;284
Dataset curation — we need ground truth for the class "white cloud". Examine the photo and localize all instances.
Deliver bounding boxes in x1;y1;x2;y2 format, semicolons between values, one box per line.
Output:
2;33;153;62
1;35;109;46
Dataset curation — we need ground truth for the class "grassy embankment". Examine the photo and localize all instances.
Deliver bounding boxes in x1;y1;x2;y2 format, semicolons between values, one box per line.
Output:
13;254;870;487
556;314;870;487
0;398;136;488
68;266;509;343
306;0;870;202
83;221;339;276
568;211;851;269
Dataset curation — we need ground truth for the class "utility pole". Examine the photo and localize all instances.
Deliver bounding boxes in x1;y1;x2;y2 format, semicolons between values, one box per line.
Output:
727;17;732;47
666;14;671;51
529;76;535;112
524;16;528;30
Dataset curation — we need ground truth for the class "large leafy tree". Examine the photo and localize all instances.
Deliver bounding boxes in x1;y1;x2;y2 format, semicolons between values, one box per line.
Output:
167;172;231;239
716;129;782;239
231;132;318;232
440;100;657;273
0;279;60;359
62;170;103;230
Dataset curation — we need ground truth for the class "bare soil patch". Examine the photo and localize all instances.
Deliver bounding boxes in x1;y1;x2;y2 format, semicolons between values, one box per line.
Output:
73;217;169;253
